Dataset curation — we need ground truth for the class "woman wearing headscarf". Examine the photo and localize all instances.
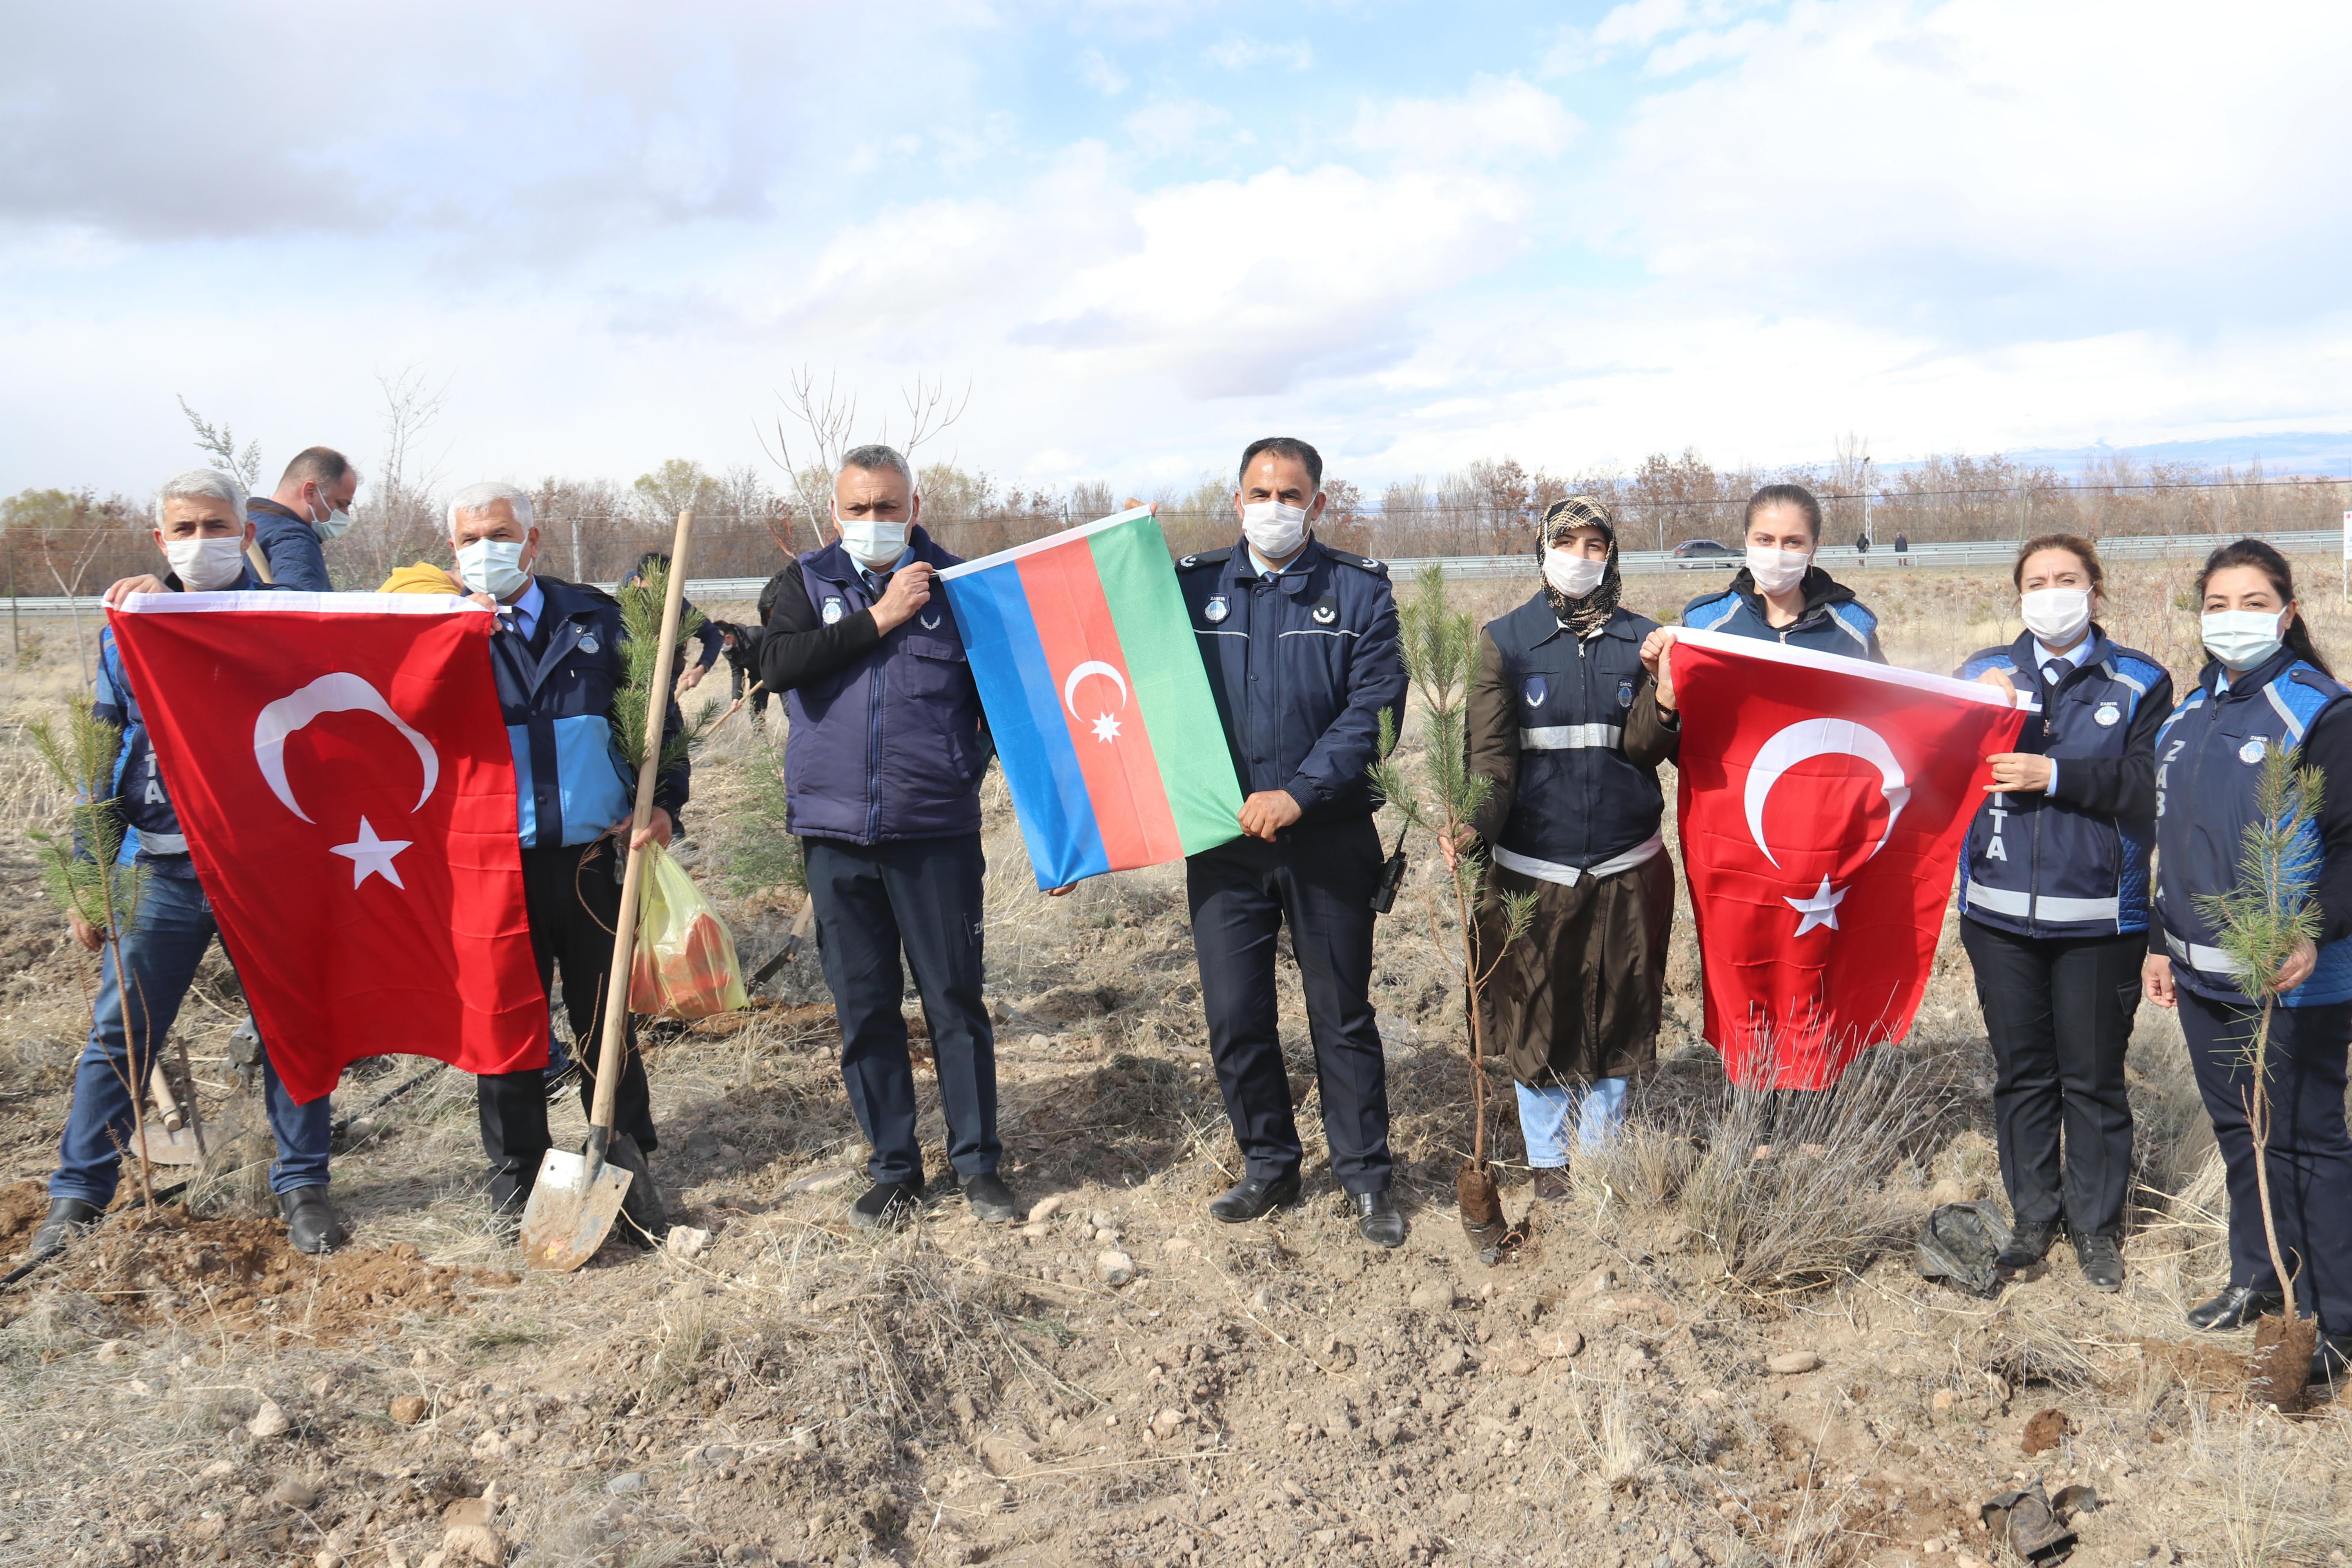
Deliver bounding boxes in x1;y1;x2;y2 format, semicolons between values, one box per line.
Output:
1455;497;1679;1200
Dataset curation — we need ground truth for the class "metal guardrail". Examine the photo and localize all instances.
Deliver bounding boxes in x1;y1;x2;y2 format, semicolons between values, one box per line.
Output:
4;530;2337;614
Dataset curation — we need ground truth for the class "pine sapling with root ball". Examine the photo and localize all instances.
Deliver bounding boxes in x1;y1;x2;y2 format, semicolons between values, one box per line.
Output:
1368;567;1537;1263
2192;740;2324;1410
27;700;158;1211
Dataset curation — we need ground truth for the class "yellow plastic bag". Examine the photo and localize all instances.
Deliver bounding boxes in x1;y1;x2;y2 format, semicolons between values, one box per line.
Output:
629;843;750;1019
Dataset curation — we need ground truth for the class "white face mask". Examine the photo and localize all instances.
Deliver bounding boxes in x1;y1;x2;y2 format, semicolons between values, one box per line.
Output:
163;535;248;592
2020;587;2092;649
309;489;355;542
835;507;910;571
1744;544;1810;596
456;538;532;600
2202;609;2288;672
1543;548;1608;601
1241;500;1310;562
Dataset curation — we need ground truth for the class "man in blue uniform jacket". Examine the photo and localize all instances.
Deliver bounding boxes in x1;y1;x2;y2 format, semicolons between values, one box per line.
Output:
1176;437;1412;1247
27;468;341;1263
446;482;687;1242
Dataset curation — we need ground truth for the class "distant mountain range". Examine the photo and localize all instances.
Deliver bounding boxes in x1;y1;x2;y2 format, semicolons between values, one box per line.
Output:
1882;432;2352;479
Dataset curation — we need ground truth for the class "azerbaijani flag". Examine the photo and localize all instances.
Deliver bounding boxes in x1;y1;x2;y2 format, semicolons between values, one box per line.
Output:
940;507;1244;888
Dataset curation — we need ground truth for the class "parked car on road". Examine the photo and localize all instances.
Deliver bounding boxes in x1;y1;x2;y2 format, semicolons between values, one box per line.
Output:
1671;539;1737;567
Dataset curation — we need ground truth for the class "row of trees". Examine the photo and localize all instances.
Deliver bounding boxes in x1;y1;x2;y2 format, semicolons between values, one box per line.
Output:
4;372;2346;599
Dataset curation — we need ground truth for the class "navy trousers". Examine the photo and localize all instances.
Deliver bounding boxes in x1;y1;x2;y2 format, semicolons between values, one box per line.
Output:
2177;985;2352;1334
1961;919;2141;1238
806;832;999;1186
1187;817;1393;1194
476;839;656;1210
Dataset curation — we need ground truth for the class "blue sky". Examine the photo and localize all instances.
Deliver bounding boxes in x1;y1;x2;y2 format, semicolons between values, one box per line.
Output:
5;0;2349;502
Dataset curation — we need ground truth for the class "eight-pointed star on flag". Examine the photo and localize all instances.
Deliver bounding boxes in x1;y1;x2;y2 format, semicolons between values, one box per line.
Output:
1091;712;1122;742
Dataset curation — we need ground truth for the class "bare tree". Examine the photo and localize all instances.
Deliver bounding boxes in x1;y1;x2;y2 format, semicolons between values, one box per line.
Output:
1832;431;1872;545
760;367;973;550
352;367;454;589
175;397;261;490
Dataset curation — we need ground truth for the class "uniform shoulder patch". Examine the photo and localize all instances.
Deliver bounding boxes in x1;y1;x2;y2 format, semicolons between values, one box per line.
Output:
1322;548;1390;575
1682;592;1738;631
1176;548;1232;572
2292;667;2350;701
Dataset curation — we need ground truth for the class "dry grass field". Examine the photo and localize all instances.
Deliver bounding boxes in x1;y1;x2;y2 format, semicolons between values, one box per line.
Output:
0;557;2348;1568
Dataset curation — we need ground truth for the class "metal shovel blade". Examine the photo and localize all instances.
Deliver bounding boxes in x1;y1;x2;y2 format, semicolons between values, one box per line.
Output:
519;1147;633;1272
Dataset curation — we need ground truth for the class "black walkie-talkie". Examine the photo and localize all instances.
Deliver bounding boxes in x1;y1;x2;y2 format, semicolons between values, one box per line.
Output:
1370;826;1408;914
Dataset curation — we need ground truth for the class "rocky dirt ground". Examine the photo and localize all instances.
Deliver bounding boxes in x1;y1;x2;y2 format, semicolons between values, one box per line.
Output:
0;566;2347;1568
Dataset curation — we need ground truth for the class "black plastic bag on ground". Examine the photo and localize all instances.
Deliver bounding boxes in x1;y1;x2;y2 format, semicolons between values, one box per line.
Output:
1916;1201;2014;1296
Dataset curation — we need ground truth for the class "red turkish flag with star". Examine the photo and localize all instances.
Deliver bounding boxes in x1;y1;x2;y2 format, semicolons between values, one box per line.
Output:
108;592;546;1102
1668;629;2028;1089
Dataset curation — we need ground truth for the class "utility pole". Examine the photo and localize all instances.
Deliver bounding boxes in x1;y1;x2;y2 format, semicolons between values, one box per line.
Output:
1860;457;1873;548
570;513;584;582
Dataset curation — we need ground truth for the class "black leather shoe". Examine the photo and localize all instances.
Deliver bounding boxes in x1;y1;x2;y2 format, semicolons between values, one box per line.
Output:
26;1198;102;1262
2073;1232;2123;1292
278;1187;346;1255
2187;1284;2286;1331
960;1172;1019;1224
1996;1220;2060;1273
851;1179;926;1231
1353;1189;1406;1249
1207;1175;1301;1223
2313;1332;2352;1390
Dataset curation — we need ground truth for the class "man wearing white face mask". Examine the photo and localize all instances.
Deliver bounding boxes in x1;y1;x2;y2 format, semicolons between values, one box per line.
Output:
757;445;1011;1232
34;470;346;1266
246;447;361;593
1955;535;2172;1292
442;481;688;1242
1176;437;1410;1247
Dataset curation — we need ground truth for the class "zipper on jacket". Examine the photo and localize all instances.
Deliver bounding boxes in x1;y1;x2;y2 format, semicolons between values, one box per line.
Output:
865;601;886;844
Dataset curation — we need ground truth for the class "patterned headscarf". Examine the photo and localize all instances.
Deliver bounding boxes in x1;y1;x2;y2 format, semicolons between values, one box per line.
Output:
1539;495;1621;638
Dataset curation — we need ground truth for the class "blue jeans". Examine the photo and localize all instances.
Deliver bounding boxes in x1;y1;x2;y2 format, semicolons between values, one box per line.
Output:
49;871;332;1206
1515;1078;1628;1168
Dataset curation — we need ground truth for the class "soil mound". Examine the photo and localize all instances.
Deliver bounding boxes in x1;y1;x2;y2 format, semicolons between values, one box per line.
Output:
33;1208;517;1339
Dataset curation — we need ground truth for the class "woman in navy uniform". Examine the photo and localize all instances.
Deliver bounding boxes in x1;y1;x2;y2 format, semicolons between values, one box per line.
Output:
2144;539;2352;1389
1657;483;1885;663
1458;497;1679;1201
1956;536;2171;1291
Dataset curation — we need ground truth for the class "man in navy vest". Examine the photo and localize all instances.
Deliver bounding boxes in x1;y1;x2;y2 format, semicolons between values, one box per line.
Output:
245;447;361;592
759;445;1014;1230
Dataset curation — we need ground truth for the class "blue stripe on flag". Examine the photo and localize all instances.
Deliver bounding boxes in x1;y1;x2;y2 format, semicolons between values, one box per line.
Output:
942;561;1110;886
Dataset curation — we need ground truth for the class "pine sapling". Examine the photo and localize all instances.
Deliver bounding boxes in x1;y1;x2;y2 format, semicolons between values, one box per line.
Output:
27;700;156;1210
1369;568;1537;1261
2192;739;2323;1408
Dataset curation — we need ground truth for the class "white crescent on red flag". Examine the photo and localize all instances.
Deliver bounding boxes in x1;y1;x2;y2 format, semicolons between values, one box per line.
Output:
1669;628;2030;1090
107;592;547;1103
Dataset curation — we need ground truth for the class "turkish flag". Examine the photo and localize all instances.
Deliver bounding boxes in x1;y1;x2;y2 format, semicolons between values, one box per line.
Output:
1669;629;2028;1089
108;592;546;1102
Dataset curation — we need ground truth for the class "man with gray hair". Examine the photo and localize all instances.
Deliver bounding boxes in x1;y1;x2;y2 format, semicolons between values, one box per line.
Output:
29;470;344;1265
440;481;686;1240
245;447;362;592
758;444;1013;1229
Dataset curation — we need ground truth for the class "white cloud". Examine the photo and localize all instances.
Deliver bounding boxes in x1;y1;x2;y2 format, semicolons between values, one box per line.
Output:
1347;75;1582;165
1076;48;1129;97
1125;100;1235;158
1641;19;1770;74
1202;33;1316;71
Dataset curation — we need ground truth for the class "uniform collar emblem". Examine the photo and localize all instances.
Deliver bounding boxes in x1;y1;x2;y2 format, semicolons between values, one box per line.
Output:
577;633;598;655
2094;701;2120;726
1522;676;1547;708
1313;602;1337;624
920;612;941;630
1205;595;1229;623
822;597;845;626
2241;736;2269;764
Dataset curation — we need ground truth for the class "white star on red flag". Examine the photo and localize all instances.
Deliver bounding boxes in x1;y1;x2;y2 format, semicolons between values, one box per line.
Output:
331;816;414;889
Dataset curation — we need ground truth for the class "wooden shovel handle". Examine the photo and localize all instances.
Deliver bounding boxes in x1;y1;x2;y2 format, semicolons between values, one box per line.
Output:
588;509;695;1139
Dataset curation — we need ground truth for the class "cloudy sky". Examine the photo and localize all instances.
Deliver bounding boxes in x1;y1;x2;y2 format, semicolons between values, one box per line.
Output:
5;0;2348;502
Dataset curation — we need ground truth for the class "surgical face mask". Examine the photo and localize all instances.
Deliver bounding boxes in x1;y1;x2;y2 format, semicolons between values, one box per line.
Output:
456;537;532;600
309;489;354;542
835;508;909;571
1241;500;1310;562
1744;544;1811;596
163;535;247;592
1543;548;1608;601
2020;587;2092;648
2202;609;2288;671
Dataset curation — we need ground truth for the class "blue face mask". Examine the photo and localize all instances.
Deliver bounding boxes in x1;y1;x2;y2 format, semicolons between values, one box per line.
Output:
310;487;354;541
457;538;531;599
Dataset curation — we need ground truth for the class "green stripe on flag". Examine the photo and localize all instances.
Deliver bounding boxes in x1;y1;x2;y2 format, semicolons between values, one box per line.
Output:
1088;514;1244;856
